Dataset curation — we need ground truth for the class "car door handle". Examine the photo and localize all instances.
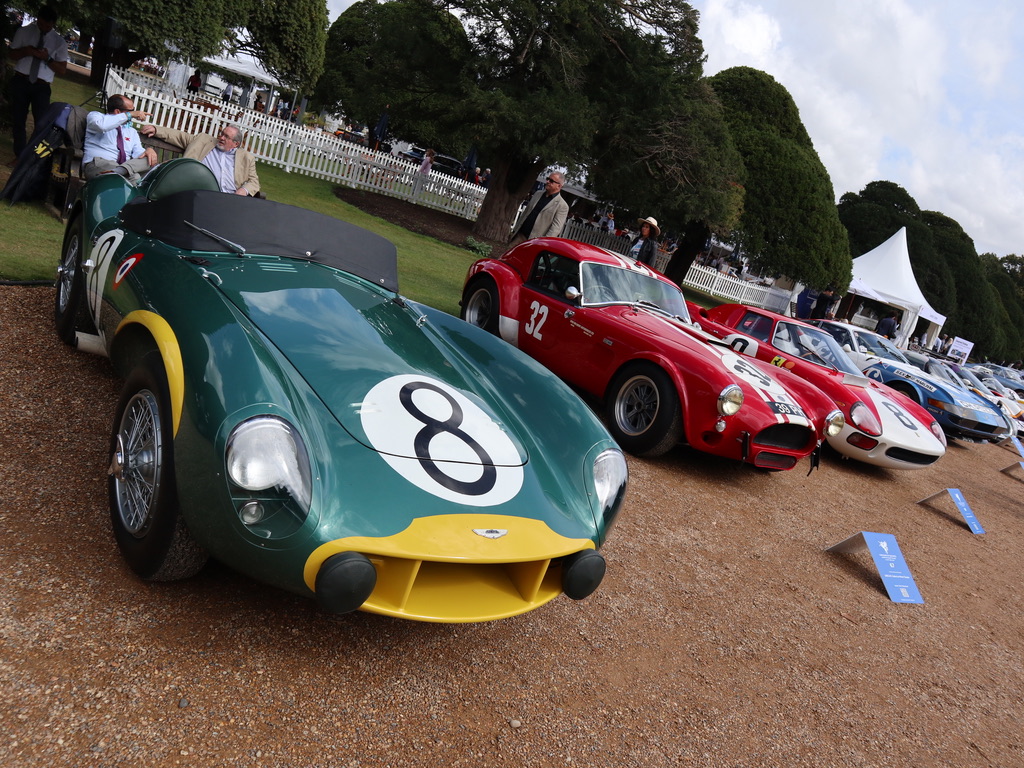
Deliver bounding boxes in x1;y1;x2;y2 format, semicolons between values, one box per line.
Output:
564;310;575;319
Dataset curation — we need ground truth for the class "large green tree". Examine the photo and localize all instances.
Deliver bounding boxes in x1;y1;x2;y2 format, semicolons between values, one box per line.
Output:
3;1;326;91
837;181;957;313
837;180;1024;360
315;0;743;245
707;66;850;290
980;253;1024;361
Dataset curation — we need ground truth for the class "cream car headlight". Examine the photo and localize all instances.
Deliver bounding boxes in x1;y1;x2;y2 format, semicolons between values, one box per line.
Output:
717;385;744;416
824;409;845;438
227;416;312;515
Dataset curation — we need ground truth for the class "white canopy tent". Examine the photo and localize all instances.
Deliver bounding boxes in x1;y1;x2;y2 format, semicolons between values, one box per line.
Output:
850;227;946;348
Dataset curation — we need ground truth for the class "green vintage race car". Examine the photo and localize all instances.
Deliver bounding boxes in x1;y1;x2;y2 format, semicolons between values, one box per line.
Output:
55;159;627;622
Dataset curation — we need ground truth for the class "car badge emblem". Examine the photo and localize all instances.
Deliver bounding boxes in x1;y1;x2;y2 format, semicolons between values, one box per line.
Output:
473;528;508;539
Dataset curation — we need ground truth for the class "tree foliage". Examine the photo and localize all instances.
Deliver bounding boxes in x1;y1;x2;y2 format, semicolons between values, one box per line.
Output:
707;66;850;291
839;180;1024;361
3;0;326;90
314;0;743;244
233;0;328;90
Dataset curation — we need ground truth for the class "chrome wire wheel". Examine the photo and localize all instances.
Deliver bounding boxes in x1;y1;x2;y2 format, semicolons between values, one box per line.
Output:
56;230;79;315
613;374;660;437
111;389;164;537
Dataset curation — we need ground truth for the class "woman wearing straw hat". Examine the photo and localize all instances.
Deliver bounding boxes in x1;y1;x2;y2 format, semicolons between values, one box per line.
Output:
629;216;660;266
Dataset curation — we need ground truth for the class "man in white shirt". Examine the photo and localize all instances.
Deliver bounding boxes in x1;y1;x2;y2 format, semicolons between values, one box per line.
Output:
82;95;158;182
8;6;69;157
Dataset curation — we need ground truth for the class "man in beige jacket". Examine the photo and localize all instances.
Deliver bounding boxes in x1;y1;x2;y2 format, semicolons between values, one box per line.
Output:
140;123;260;196
506;171;569;250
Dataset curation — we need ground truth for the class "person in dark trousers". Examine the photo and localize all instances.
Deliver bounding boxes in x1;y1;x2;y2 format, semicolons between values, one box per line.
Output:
809;287;836;320
875;310;899;339
8;6;68;158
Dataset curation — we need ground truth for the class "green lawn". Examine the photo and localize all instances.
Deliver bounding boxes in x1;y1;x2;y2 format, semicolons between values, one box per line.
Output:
1;71;478;316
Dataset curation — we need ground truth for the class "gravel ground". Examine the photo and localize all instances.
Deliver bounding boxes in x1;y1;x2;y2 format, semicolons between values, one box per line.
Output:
1;285;1022;768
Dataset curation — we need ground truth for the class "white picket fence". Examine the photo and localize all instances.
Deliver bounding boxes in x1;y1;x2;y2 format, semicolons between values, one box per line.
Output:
683;264;793;312
106;66;488;220
106;66;795;313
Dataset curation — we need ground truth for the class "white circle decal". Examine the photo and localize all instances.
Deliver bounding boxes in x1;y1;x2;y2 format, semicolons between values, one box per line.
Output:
721;350;786;395
360;375;525;506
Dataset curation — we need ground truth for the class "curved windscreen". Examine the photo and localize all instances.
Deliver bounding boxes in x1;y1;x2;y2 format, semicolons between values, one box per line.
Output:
771;321;862;375
580;262;689;320
861;332;909;363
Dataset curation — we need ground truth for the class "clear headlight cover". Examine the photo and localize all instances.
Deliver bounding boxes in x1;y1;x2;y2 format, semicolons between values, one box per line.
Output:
849;401;882;436
593;448;628;528
717;385;744;416
227;416;312;514
929;420;947;447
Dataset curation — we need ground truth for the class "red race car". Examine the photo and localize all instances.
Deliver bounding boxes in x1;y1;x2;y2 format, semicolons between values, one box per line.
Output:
460;238;843;469
689;303;947;469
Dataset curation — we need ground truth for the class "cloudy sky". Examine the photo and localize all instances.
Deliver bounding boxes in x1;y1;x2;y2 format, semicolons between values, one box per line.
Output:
325;0;1023;256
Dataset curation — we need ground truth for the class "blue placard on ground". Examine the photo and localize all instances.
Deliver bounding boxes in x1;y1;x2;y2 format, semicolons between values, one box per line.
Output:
946;488;985;534
917;488;986;534
999;461;1024;478
827;531;924;604
1012;436;1024;459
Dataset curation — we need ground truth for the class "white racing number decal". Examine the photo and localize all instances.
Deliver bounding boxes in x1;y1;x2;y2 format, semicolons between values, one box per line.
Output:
721;350;806;419
724;333;758;356
360;375;525;506
879;399;919;431
86;229;126;334
524;300;549;340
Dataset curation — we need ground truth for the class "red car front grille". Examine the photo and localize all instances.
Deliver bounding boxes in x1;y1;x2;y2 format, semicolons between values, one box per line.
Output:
752;423;814;451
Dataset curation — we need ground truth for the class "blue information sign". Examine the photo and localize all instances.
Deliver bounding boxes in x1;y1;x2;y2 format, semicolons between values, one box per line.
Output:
946;488;984;534
917;488;985;534
827;531;924;604
1012;436;1024;459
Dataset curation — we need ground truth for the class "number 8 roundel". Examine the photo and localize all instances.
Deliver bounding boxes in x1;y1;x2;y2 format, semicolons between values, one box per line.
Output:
360;375;525;505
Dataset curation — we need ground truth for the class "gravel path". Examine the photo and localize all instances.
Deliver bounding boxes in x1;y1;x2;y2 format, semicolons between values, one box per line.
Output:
1;285;1022;767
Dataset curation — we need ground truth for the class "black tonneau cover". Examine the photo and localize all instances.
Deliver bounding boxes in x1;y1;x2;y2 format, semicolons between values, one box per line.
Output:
119;189;399;292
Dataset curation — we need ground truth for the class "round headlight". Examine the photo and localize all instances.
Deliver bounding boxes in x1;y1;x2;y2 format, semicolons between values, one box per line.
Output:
824;409;845;438
717;385;744;416
227;416;312;513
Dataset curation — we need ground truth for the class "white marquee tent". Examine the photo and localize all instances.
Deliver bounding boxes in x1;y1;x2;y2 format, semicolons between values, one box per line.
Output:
850;227;946;347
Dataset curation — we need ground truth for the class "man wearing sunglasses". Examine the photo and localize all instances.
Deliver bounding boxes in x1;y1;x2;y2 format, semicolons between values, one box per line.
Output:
507;171;569;250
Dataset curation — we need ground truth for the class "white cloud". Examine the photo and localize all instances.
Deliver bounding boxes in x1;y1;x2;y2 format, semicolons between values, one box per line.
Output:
692;0;1024;256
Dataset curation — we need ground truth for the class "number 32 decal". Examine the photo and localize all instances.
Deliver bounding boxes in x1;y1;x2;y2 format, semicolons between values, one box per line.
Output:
524;300;548;340
360;375;525;505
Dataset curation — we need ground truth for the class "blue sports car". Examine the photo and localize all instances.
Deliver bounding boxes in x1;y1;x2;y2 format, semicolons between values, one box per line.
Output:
814;321;1009;442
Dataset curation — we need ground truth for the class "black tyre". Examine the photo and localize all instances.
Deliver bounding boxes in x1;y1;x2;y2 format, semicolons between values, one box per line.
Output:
605;364;683;457
55;214;86;345
461;277;500;335
109;352;207;581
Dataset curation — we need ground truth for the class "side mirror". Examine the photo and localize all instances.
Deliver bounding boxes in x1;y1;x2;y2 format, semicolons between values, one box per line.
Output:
842;343;853;352
565;285;580;301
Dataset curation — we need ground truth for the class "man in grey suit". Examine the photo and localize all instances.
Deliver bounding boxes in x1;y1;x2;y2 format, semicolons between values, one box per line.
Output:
507;172;570;250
